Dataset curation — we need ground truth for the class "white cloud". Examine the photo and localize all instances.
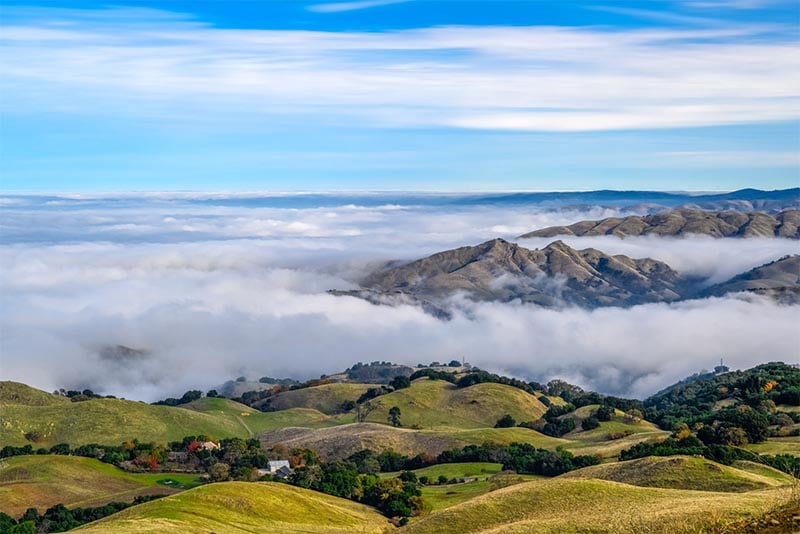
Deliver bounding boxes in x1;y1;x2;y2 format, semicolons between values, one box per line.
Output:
307;0;409;13
1;196;797;400
0;7;797;131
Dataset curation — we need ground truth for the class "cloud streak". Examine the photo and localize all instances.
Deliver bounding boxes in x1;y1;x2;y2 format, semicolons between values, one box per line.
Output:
0;6;797;132
307;0;409;13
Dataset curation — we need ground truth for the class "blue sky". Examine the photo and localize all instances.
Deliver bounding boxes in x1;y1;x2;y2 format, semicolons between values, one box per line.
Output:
1;0;798;191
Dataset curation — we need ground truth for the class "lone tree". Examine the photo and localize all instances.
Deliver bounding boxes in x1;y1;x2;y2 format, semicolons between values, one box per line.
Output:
494;414;516;428
388;406;402;427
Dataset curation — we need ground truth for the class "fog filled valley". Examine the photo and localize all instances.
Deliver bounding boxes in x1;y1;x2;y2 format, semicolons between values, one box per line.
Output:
2;191;798;401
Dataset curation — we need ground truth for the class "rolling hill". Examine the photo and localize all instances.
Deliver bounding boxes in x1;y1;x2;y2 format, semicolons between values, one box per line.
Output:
559;455;793;492
361;379;548;429
519;209;800;239
401;477;792;534
0;455;201;517
0;382;335;447
255;383;375;415
72;481;390;533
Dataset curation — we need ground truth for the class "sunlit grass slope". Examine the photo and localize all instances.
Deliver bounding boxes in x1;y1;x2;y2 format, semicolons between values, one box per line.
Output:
181;396;338;434
560;455;793;492
0;455;201;517
0;382;336;447
402;478;793;534
74;481;391;534
362;379;548;429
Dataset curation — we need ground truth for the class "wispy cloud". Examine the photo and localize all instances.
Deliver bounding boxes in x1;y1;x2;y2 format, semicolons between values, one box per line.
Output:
307;0;409;13
681;0;786;9
0;7;797;132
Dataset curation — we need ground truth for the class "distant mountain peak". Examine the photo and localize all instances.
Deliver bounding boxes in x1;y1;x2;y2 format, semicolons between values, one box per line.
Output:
338;239;689;312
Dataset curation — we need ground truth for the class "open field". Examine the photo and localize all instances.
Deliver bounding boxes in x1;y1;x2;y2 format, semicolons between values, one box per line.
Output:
382;462;505;481
362;380;548;429
0;455;202;517
379;462;543;511
745;436;800;456
73;481;391;534
560;455;794;492
402;478;796;534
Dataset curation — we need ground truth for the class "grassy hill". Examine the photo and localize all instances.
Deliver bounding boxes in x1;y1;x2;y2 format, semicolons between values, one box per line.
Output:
73;481;391;533
181;397;338;434
402;478;793;534
0;382;341;447
0;455;201;517
560;455;793;492
362;379;548;429
259;423;569;460
0;382;69;407
260;383;375;415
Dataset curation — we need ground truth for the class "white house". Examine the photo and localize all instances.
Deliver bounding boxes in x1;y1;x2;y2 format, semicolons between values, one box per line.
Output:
257;460;293;479
267;460;290;472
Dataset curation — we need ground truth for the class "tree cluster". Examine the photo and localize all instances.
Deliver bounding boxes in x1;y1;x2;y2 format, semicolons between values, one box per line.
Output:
1;496;162;533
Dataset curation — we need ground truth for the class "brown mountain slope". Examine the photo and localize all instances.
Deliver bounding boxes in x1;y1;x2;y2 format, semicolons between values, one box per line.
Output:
519;209;800;239
700;255;800;303
342;238;691;308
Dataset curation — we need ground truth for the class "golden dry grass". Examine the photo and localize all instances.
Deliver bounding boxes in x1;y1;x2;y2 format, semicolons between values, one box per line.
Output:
74;481;391;533
402;477;795;534
560;455;793;492
363;380;548;429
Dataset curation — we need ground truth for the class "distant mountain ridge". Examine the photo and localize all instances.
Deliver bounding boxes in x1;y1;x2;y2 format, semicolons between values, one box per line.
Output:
340;238;691;309
334;239;800;314
458;187;800;212
700;255;800;304
520;209;800;239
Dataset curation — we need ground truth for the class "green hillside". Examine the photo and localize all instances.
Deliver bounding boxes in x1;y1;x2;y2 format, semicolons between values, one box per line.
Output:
362;379;548;429
73;481;391;533
0;382;69;407
0;382;341;447
402;478;792;534
560;455;793;492
181;397;338;434
0;455;201;517
261;383;375;415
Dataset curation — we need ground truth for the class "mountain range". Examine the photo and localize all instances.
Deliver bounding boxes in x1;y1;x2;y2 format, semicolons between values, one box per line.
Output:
334;239;799;314
520;209;800;239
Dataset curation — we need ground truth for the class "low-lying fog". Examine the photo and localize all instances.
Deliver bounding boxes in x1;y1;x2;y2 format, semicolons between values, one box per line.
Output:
1;194;798;400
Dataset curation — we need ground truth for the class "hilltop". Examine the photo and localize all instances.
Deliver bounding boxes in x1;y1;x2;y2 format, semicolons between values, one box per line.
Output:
72;482;390;533
337;238;689;309
519;209;800;239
